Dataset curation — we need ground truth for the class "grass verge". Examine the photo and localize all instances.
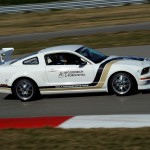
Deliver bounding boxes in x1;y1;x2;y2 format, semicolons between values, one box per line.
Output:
0;30;149;55
0;127;150;150
0;4;150;36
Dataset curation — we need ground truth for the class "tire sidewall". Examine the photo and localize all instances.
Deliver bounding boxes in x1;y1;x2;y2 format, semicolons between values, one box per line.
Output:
109;73;134;96
13;79;38;102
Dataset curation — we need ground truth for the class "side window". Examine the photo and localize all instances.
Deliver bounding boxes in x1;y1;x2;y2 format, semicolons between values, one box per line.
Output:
23;57;39;65
45;53;84;65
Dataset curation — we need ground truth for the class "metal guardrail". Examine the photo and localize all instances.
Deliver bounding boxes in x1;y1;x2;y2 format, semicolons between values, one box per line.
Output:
0;0;147;14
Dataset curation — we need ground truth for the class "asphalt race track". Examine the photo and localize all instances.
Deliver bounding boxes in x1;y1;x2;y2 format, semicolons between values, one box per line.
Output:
0;45;150;118
0;22;150;42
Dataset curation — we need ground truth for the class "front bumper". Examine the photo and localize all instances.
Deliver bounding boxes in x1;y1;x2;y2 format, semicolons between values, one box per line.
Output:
138;78;150;90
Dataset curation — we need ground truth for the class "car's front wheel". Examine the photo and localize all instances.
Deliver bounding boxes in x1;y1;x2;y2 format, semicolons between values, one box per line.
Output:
13;79;38;101
109;73;135;96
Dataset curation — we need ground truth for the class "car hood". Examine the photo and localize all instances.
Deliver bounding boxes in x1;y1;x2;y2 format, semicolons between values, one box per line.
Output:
103;55;150;67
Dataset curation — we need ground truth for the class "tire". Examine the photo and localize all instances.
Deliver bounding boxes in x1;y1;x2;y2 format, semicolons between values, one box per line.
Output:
109;73;134;96
12;79;39;102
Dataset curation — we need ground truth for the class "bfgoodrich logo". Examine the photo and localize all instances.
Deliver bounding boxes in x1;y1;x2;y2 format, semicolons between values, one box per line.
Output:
58;71;85;78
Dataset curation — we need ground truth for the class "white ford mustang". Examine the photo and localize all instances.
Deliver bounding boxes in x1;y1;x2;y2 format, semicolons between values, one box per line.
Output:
0;45;150;101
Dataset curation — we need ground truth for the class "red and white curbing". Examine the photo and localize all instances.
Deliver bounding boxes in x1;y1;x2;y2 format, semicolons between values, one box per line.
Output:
0;115;150;129
58;115;150;128
0;116;73;129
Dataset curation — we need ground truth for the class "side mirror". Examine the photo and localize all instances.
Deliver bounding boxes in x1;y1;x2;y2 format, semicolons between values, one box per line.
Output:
75;58;87;66
80;60;87;66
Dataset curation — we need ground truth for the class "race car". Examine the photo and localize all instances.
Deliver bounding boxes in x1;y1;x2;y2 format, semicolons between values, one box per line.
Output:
0;45;150;101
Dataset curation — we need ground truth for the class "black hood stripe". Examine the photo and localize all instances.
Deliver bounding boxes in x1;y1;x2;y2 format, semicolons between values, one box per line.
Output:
89;56;144;86
89;57;125;86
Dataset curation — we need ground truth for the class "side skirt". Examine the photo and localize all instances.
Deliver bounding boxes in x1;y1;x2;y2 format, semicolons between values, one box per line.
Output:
40;88;107;95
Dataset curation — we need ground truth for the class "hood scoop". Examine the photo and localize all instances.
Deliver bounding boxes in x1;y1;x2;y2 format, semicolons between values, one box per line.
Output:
109;56;145;62
144;58;150;62
121;56;145;61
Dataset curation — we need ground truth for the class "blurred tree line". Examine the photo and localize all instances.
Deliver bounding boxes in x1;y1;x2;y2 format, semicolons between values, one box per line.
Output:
0;0;70;5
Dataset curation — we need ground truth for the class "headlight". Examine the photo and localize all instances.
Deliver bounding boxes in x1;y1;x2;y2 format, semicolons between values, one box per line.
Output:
141;67;150;75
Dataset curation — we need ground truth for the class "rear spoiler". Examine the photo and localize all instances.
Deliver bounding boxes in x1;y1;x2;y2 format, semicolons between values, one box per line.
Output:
0;48;14;64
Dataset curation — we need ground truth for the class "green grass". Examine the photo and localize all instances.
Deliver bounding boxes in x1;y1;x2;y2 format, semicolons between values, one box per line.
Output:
0;4;150;36
0;30;149;55
0;127;150;150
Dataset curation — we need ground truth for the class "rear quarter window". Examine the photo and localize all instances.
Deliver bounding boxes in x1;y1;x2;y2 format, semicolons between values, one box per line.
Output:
23;57;39;65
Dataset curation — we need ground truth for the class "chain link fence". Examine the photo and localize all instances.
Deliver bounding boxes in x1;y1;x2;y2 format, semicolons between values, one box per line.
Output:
0;0;147;14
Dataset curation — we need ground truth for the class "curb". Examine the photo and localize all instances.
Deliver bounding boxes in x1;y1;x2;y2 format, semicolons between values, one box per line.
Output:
0;116;73;129
0;115;150;129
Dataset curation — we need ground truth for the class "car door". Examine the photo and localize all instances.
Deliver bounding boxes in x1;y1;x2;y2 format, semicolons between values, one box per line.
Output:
45;52;95;86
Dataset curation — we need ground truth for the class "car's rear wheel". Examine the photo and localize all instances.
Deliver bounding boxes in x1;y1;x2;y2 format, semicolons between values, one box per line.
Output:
109;73;134;96
13;79;38;101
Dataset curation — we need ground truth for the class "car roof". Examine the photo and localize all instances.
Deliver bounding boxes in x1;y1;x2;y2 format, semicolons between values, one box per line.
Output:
38;45;83;54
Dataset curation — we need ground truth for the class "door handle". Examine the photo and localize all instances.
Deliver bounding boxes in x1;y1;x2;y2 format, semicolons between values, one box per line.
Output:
49;69;56;72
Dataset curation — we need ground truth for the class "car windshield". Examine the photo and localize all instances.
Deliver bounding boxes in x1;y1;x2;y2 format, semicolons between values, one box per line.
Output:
76;47;107;63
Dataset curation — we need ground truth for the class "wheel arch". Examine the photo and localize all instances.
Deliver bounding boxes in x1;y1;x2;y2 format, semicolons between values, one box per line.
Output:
11;76;39;91
107;71;138;92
